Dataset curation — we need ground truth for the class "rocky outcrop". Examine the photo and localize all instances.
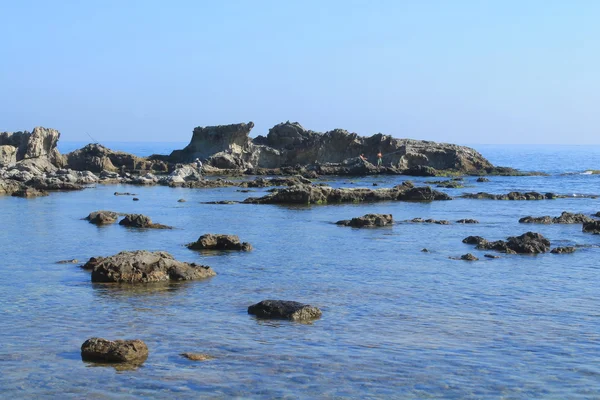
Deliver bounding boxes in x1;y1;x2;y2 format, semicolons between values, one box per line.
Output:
407;218;450;224
243;183;451;205
89;250;216;283
81;338;148;363
238;176;312;188
476;177;490;182
118;214;172;229
85;211;120;225
336;214;393;228
166;121;495;174
65;143;168;173
519;212;594;224
187;234;252;251
247;300;322;321
461;253;478;261
463;232;550;254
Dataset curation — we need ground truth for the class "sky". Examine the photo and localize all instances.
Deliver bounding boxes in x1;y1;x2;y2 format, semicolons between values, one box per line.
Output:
1;0;598;144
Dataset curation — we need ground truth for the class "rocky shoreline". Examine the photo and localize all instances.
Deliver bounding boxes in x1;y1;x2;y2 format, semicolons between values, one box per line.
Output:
1;122;537;198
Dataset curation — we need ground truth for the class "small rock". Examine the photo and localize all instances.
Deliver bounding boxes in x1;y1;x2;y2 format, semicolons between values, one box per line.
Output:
132;197;139;201
187;234;252;251
476;177;490;182
456;219;479;224
460;253;478;261
484;254;500;259
372;183;378;186
181;353;214;361
119;214;172;229
248;300;322;321
421;248;429;253
85;210;120;225
178;199;186;203
336;214;393;228
81;338;148;363
114;192;136;196
56;259;78;264
551;246;576;254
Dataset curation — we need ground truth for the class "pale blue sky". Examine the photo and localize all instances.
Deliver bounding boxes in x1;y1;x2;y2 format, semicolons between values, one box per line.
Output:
1;1;598;144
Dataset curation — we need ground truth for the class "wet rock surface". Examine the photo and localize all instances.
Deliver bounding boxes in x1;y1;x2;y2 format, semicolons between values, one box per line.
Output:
463;232;551;254
81;338;148;363
118;214;172;229
187;234;252;251
180;353;214;361
519;211;594;224
461;191;557;200
582;220;600;234
407;218;450;224
85;210;121;225
336;214;393;228
89;250;216;283
248;300;322;321
456;219;479;224
243;184;451;205
551;246;576;254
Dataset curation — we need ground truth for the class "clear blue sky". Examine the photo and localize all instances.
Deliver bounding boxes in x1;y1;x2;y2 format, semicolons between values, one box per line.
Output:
1;0;598;144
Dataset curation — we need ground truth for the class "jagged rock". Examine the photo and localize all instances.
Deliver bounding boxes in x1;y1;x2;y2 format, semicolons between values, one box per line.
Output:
89;250;216;283
181;353;214;361
243;184;451;205
583;220;600;234
81;338;148;363
0;145;17;166
159;165;201;184
81;256;104;271
476;177;490;182
85;211;120;225
403;165;437;176
421;248;430;252
519;212;593;224
66;143;167;173
187;234;252;251
460;253;478;261
20;127;63;165
248;300;322;321
465;232;550;254
456;219;479;224
551;247;576;254
336;213;393;228
118;214;172;229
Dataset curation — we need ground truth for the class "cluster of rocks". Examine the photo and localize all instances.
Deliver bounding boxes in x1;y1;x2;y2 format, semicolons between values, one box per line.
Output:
406;218;478;224
85;211;171;229
461;192;558;200
462;232;551;254
243;182;451;205
336;214;393;228
519;211;594;224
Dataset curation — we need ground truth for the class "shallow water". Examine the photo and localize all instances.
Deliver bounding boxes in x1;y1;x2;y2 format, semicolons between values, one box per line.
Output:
1;146;600;398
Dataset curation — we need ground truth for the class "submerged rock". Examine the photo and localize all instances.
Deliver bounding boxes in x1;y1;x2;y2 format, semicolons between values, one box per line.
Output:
476;177;490;182
118;214;172;229
551;246;576;254
336;213;393;228
81;338;148;363
407;218;450;224
582;220;600;234
461;191;554;200
56;258;78;264
181;353;214;361
461;253;478;261
187;234;252;251
248;300;322;321
456;219;479;224
89;250;216;283
484;254;500;259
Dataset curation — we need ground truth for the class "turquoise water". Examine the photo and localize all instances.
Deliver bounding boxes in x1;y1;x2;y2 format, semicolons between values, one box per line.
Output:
1;144;600;398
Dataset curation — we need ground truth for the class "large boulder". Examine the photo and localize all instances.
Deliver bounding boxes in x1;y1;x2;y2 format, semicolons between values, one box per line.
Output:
89;250;216;283
0;145;17;166
81;338;148;363
336;214;393;228
20;127;62;164
187;234;252;251
118;214;172;229
248;300;322;321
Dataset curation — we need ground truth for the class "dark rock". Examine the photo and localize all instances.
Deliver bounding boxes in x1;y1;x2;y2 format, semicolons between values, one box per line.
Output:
114;192;136;196
248;300;322;321
85;211;120;225
178;198;186;202
461;253;478;261
461;191;548;200
520;212;593;224
436;180;464;188
456;219;479;224
81;256;104;271
372;182;378;186
187;234;252;251
89;250;216;283
484;254;500;259
551;246;576;254
421;248;429;253
506;232;551;254
476;177;490;182
336;213;393;228
119;214;172;229
11;187;48;198
403;165;437;176
462;236;488;246
132;197;139;201
81;338;148;363
583;220;600;234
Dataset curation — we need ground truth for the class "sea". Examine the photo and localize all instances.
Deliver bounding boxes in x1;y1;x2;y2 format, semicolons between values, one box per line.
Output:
1;143;599;399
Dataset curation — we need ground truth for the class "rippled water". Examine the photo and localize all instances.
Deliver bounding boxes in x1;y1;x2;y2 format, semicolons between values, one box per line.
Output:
1;145;600;398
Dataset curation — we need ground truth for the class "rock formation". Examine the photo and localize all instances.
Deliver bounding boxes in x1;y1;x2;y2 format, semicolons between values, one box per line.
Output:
519;212;594;224
463;232;550;254
336;213;393;228
81;338;148;363
187;234;252;251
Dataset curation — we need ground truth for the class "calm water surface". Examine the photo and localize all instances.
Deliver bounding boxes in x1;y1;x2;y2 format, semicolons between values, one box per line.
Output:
1;144;599;398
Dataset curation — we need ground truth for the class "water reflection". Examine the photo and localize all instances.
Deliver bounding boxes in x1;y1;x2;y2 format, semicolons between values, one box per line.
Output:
81;359;146;372
91;281;195;299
